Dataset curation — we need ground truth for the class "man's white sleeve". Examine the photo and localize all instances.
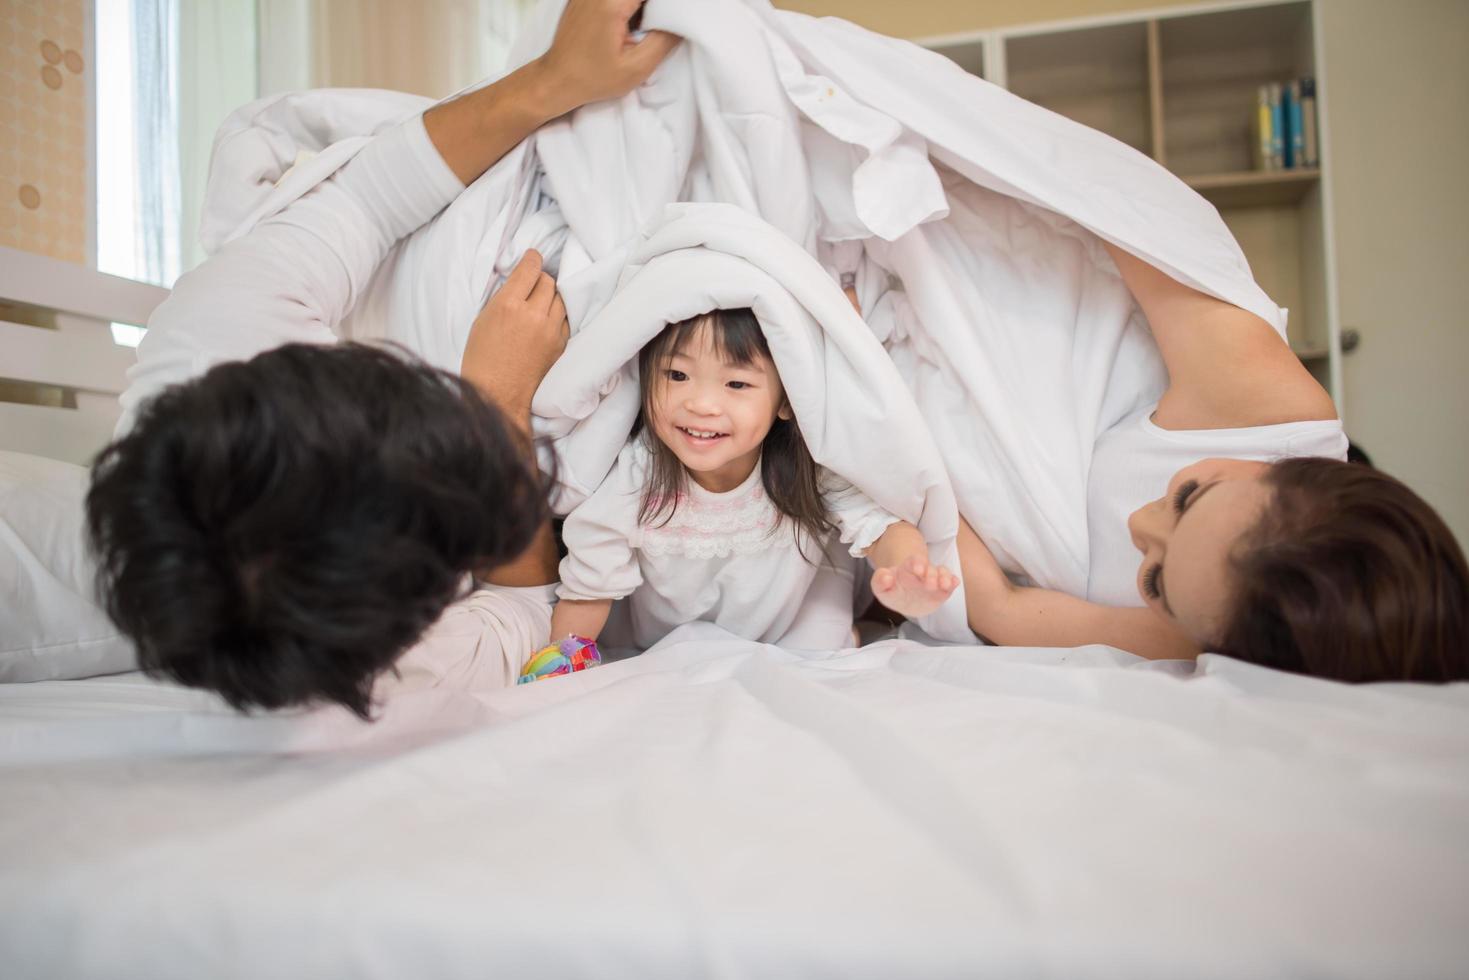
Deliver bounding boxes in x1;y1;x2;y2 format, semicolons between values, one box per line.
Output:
117;114;465;433
382;583;557;693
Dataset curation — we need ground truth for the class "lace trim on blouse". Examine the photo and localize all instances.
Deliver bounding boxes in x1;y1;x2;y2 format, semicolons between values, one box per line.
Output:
640;481;788;559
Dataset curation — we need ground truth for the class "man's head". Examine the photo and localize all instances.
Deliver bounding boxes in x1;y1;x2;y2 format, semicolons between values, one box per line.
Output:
87;343;548;717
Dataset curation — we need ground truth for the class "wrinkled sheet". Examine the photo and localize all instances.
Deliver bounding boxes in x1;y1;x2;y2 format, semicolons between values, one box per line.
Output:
2;635;1467;979
199;0;1284;602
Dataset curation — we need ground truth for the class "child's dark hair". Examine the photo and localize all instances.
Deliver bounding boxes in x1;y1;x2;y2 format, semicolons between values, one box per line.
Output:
635;308;833;552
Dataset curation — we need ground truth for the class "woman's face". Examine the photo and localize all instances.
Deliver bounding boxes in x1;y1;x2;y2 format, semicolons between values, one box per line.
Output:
1127;458;1274;644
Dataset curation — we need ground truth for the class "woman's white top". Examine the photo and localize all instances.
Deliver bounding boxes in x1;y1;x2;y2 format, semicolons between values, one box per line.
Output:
1085;407;1350;607
558;440;899;650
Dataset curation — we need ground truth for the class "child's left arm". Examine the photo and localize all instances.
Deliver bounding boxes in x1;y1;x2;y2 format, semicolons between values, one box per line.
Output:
864;521;960;619
832;282;957;618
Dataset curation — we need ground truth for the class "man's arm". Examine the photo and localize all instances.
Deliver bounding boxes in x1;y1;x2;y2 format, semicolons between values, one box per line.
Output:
957;519;1199;660
121;1;676;432
460;249;567;587
406;2;679;590
424;0;676;185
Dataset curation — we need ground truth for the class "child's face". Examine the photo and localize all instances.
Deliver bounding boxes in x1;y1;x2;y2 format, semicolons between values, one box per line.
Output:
648;324;789;493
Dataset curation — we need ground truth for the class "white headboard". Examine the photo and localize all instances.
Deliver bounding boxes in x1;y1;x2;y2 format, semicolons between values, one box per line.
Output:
0;244;168;465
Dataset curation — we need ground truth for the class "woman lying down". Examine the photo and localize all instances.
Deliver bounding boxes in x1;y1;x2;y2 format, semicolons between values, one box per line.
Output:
952;243;1467;684
530;252;1467;686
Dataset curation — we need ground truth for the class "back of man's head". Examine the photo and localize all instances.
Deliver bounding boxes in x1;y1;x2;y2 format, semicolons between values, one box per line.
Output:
87;342;546;718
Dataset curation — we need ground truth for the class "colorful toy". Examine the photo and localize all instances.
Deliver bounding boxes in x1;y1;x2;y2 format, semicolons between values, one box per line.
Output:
518;635;602;684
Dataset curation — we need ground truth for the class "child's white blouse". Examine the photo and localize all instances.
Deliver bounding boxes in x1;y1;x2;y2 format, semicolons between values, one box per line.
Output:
557;439;898;650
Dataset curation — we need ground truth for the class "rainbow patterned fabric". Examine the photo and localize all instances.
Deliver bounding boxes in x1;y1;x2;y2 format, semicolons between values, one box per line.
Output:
518;635;602;685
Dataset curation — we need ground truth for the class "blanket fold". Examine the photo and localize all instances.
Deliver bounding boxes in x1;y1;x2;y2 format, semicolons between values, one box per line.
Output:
197;0;1287;620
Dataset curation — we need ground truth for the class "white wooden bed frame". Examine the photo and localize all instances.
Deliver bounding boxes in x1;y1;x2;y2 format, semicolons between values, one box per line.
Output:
0;244;169;465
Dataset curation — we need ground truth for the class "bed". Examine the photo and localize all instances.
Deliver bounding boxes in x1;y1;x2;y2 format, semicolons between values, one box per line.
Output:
3;241;1468;980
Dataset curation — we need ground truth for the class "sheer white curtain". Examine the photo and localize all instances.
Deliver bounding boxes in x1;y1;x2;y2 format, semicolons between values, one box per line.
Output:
95;0;180;287
130;0;181;286
98;0;529;290
178;2;258;273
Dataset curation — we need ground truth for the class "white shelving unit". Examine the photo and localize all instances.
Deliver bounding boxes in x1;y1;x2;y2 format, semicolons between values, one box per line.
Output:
920;0;1344;403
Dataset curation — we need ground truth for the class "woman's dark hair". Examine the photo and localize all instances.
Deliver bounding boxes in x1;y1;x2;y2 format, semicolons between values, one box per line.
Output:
634;308;833;553
1218;456;1469;683
86;342;549;719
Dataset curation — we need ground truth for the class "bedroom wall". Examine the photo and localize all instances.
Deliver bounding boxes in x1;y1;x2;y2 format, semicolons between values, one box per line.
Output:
774;0;1202;38
307;0;483;97
1321;0;1468;547
0;0;89;265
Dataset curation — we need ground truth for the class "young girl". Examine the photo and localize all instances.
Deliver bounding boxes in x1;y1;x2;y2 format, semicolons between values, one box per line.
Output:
549;306;957;651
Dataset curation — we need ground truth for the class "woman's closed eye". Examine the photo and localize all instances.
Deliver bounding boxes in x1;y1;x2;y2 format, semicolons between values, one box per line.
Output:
1172;479;1201;515
1143;562;1163;600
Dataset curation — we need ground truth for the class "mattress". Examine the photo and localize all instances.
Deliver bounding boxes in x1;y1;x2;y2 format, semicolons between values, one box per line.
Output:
3;628;1466;979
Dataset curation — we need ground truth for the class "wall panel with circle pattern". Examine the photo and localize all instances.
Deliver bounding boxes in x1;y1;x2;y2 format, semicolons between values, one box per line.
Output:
0;0;87;264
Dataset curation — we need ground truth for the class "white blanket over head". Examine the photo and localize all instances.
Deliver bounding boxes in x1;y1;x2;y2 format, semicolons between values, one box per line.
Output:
198;0;1287;616
537;203;967;640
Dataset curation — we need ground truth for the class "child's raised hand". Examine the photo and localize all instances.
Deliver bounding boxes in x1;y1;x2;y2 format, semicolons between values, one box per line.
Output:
871;555;958;619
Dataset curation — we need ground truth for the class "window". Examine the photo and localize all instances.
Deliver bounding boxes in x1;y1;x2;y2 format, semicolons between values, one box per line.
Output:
94;0;256;300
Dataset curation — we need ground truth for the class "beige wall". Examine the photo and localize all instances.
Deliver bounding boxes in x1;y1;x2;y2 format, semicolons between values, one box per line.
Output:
775;0;1202;38
1323;0;1469;547
311;0;484;97
0;0;88;264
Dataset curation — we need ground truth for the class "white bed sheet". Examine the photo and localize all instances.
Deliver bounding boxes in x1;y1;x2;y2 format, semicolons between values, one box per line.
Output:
3;633;1467;979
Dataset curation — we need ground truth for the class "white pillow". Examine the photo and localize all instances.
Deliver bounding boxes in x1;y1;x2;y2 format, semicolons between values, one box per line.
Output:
0;450;138;681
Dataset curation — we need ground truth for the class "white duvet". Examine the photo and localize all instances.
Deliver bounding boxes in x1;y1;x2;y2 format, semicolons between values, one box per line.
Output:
199;0;1284;610
2;633;1467;979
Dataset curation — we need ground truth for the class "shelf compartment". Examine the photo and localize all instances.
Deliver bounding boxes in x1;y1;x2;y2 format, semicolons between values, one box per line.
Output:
931;38;985;79
1186;167;1320;208
1159;0;1315;177
1006;22;1154;158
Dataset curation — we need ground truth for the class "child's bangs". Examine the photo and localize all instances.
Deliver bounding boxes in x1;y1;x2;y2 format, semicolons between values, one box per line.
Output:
661;309;770;367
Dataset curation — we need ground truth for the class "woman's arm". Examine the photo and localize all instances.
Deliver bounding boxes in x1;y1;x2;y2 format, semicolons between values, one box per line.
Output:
1102;242;1337;431
957;519;1198;660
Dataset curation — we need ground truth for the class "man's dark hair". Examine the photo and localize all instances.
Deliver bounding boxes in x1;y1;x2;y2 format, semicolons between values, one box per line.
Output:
87;342;548;718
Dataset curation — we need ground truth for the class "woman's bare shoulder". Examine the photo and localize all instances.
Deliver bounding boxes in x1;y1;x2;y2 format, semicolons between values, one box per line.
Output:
1104;242;1338;431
